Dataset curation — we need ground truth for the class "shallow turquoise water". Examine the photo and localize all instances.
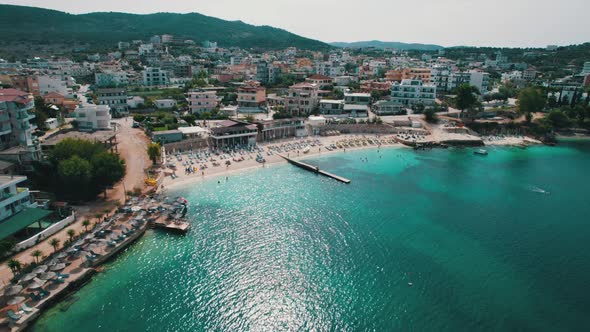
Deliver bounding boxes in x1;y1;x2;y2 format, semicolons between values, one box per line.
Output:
34;141;590;331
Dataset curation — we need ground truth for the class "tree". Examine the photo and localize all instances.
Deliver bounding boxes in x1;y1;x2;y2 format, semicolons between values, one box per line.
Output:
244;115;255;123
82;220;91;232
67;229;76;242
58;156;93;198
49;238;60;253
424;108;438;123
7;259;22;275
92;152;126;186
147;143;161;165
518;87;546;123
545;109;570;128
31;250;43;264
0;237;17;256
94;213;103;223
453;84;480;118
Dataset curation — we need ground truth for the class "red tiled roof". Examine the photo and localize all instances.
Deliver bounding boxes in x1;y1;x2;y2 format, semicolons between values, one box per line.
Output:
43;92;64;99
0;88;31;104
307;74;332;80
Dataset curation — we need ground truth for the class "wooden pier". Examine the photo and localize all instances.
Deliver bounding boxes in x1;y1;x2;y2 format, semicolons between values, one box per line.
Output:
278;154;351;184
153;220;190;234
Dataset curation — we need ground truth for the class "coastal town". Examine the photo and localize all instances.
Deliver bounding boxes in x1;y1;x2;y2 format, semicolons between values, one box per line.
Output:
0;13;589;331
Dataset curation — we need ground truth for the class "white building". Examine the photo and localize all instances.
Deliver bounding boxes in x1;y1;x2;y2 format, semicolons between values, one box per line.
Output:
430;65;451;92
0;176;39;230
127;96;145;109
37;75;73;97
95;71;129;87
142;67;169;86
447;71;490;93
285;83;320;116
73;104;112;130
154;99;177;109
188;90;218;114
0;89;37;150
390;79;437;106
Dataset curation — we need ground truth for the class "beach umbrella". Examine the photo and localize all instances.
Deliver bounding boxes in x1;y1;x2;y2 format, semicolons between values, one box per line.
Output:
3;285;23;296
32;265;48;274
27;279;45;289
84;234;95;240
7;296;25;305
73;240;86;247
50;263;66;271
56;252;68;259
38;272;56;280
21;273;37;282
66;247;79;253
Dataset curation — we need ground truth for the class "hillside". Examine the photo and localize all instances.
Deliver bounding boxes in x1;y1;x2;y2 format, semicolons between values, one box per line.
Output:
0;5;330;51
331;40;443;51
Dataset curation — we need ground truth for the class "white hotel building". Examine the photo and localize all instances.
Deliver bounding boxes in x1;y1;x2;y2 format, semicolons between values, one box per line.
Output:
390;79;437;106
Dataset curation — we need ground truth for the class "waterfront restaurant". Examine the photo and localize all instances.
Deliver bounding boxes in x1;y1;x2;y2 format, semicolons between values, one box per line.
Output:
209;120;258;148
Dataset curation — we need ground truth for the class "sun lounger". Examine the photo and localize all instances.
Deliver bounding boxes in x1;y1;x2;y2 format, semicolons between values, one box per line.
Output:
29;293;42;301
57;273;70;278
39;289;49;297
20;303;34;313
6;310;21;321
51;278;65;283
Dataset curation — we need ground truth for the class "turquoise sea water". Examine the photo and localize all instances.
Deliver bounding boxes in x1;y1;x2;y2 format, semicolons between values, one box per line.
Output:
34;141;590;331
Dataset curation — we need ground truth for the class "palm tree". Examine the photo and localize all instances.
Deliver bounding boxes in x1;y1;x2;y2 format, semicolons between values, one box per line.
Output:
49;238;60;253
95;213;103;223
67;229;76;242
103;208;111;217
31;250;43;264
147;143;161;165
7;259;22;275
82;220;91;232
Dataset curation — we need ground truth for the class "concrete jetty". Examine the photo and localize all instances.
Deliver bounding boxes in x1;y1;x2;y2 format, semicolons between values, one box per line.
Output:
278;154;351;184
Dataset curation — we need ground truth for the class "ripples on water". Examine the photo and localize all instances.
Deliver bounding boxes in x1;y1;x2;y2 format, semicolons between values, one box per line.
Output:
33;144;590;331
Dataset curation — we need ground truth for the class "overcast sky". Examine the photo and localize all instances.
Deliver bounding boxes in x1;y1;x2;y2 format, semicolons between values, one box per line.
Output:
2;0;589;47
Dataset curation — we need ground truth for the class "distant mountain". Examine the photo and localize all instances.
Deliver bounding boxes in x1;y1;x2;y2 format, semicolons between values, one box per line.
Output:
0;5;331;51
331;40;444;51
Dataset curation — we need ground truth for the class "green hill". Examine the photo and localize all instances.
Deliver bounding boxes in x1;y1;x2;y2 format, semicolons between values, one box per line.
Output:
0;5;330;50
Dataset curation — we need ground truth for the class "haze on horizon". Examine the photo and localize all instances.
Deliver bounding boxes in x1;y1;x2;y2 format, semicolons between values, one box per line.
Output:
1;0;588;48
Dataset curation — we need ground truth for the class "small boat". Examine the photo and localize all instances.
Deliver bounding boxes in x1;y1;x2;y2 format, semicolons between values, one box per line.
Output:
474;149;488;156
302;147;310;154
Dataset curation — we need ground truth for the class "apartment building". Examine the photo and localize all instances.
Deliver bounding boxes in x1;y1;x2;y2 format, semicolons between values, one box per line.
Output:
390;79;437;106
256;62;282;85
305;74;333;89
37;75;73;97
386;68;431;83
73;104;112;130
430;65;451;92
95;71;129;87
0;89;37;149
188;90;218;114
285;82;320;116
142;67;169;86
447;71;490;93
237;82;267;110
0;175;53;242
96;88;129;117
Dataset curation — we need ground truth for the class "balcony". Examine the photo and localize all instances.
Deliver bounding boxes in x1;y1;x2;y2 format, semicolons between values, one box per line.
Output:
0;187;30;207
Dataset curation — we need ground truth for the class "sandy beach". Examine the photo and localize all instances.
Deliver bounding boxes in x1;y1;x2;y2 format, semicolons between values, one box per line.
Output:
161;132;543;192
161;135;407;191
